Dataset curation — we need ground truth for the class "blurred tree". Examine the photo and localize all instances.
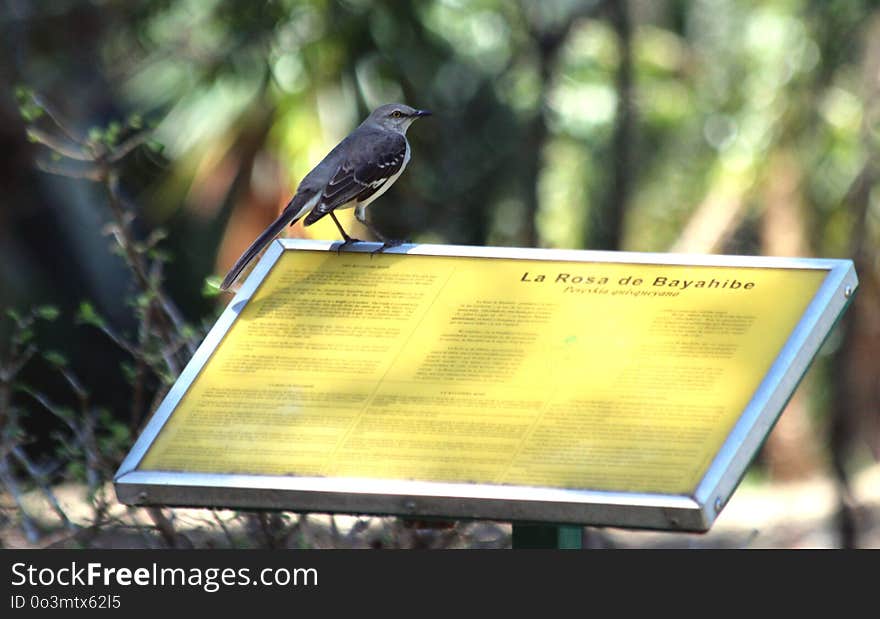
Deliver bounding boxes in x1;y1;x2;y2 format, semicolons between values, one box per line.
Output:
1;0;878;547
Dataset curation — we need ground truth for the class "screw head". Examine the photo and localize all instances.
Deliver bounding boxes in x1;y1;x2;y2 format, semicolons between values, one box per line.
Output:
844;286;853;298
714;497;723;513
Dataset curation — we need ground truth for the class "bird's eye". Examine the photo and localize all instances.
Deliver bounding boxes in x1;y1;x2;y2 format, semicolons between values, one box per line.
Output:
391;110;403;118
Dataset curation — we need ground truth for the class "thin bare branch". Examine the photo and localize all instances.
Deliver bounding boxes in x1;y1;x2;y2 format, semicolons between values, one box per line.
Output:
31;94;87;145
92;323;140;360
58;366;88;402
146;507;181;548
130;289;152;432
35;159;104;182
26;128;93;161
3;343;37;381
22;389;78;434
146;383;170;423
107;129;155;163
211;510;237;547
0;457;42;543
10;446;75;530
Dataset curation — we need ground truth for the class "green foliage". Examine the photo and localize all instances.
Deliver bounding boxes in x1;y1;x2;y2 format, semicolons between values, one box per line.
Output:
35;306;60;321
14;85;44;123
42;350;68;367
103;121;123;147
202;275;223;298
75;302;107;330
98;409;131;452
119;360;137;384
87;126;104;144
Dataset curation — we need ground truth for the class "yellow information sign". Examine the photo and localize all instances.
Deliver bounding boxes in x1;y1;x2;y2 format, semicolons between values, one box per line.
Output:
138;248;828;496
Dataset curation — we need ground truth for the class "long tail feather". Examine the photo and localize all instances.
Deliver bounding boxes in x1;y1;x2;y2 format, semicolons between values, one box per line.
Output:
219;194;314;291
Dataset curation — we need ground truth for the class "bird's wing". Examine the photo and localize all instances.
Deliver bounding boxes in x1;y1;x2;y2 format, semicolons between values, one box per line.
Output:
304;131;407;225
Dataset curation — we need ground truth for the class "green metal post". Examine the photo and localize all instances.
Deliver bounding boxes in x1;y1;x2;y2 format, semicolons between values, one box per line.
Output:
511;524;583;549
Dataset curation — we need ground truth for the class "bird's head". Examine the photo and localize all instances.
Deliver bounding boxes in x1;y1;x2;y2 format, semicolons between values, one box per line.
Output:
368;103;432;134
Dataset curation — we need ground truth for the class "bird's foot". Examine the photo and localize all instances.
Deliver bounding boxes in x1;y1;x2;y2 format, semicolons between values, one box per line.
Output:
371;239;404;255
335;237;365;254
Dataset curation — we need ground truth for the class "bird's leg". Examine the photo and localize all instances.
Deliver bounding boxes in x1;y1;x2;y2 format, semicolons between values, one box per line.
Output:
329;212;363;253
355;205;403;254
372;235;405;255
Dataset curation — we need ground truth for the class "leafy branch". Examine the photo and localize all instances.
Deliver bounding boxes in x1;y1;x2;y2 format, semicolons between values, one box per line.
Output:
9;88;211;547
16;87;200;432
0;307;73;542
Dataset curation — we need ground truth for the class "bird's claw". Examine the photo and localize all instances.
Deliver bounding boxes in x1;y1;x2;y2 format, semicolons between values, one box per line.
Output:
371;239;404;255
335;238;365;254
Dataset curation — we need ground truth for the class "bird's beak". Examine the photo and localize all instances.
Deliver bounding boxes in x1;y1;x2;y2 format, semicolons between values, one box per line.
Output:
415;109;432;118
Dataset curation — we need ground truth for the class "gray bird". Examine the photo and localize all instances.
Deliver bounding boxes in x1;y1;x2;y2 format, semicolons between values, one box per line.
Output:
219;103;432;291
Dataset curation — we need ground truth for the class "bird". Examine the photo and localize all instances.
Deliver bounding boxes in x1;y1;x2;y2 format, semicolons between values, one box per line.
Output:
219;103;432;291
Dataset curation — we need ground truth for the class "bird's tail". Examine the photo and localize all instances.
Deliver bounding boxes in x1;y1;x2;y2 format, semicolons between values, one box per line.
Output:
219;194;314;291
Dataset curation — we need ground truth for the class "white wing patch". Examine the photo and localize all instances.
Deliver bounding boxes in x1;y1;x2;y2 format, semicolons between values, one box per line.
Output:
290;192;321;222
358;141;411;209
376;152;404;170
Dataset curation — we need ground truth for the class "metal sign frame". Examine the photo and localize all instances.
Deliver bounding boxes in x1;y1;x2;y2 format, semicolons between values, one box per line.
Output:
114;240;858;531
